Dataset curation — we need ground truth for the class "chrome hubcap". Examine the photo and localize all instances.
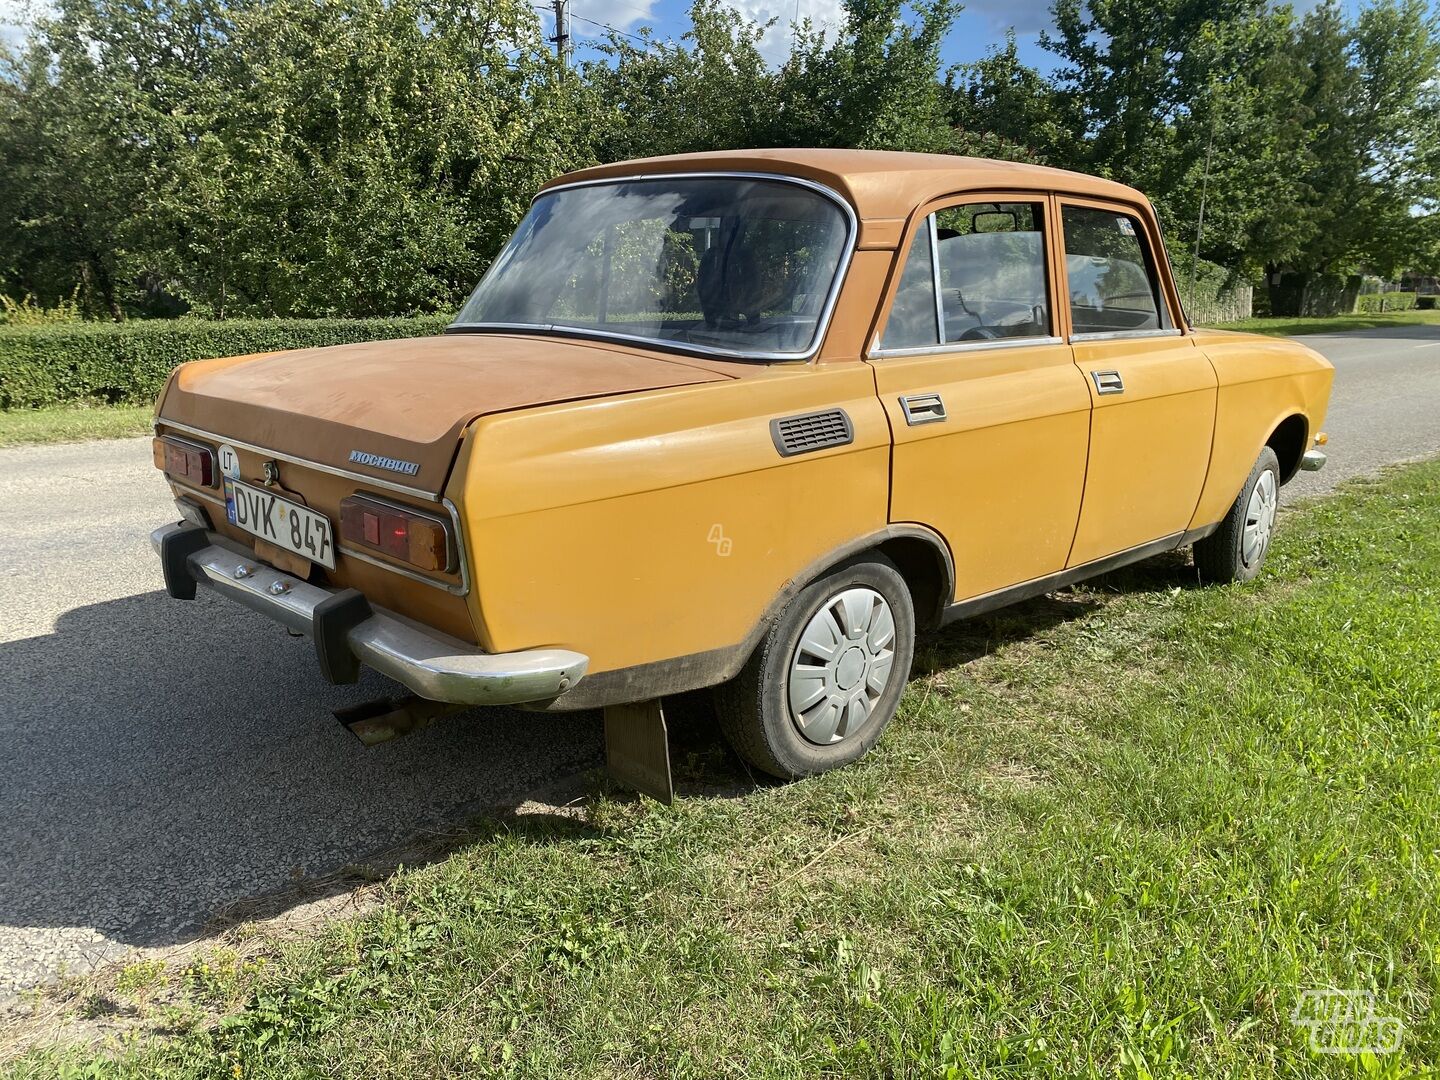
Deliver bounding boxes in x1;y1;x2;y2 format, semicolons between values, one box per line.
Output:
787;587;896;745
1243;469;1278;567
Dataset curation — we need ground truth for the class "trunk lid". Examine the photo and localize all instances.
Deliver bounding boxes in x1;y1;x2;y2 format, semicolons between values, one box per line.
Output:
158;332;735;493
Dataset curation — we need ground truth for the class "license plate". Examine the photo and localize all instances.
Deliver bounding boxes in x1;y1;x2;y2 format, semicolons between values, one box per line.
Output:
224;478;336;569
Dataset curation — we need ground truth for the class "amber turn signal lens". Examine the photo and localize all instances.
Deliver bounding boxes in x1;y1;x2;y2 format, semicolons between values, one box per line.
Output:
155;436;215;487
1314;432;1328;446
339;495;452;573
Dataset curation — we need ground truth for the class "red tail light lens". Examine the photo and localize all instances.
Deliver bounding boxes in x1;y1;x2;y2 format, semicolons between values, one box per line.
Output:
339;496;453;573
154;436;215;487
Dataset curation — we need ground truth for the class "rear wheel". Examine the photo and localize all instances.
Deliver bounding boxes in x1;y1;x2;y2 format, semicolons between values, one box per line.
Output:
1195;446;1281;584
715;555;915;780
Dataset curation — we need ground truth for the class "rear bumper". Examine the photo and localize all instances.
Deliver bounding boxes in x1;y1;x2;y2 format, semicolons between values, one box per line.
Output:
150;523;588;706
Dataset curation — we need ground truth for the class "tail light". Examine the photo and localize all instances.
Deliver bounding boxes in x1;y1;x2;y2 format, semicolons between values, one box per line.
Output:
154;436;215;488
339;495;454;573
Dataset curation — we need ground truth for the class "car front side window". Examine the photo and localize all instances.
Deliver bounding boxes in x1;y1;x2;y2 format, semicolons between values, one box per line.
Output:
878;223;940;350
1061;206;1165;336
876;200;1053;354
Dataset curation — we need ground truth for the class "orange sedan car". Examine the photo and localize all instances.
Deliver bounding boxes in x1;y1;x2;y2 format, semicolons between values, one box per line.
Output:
151;150;1333;798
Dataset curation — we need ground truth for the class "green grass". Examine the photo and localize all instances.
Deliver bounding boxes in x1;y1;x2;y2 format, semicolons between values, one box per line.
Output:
0;405;152;447
7;462;1440;1077
1206;310;1440;337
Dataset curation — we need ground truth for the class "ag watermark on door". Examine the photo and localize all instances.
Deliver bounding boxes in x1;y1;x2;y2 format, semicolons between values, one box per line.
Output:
1291;989;1403;1055
707;524;733;557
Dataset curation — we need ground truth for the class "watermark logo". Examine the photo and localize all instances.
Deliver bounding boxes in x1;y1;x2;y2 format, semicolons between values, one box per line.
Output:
707;524;732;557
1291;990;1403;1055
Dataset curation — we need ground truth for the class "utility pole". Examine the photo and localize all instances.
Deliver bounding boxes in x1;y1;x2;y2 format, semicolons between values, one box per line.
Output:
551;0;569;67
1191;126;1213;310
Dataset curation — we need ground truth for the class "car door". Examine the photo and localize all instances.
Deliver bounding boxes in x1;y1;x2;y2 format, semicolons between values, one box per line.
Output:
1057;200;1218;567
867;194;1093;602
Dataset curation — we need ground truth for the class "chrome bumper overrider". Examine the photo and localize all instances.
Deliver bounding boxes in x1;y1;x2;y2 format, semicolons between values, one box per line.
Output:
1301;449;1327;472
150;523;588;706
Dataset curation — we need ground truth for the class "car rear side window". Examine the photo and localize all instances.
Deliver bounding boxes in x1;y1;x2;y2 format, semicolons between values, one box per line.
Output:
1061;206;1164;336
877;200;1052;353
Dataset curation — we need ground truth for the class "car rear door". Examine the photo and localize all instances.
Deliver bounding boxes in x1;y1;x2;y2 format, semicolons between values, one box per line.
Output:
866;193;1093;603
1057;200;1218;567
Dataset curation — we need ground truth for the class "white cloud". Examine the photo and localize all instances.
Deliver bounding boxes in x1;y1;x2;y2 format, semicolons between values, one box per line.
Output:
726;0;845;62
0;0;50;53
571;0;660;30
956;0;1053;36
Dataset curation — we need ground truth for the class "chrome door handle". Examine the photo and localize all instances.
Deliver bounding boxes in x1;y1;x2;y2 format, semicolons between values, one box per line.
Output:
899;392;947;426
1091;370;1125;395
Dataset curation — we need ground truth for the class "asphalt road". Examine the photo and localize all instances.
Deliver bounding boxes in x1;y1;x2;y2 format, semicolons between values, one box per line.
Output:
0;442;604;997
1282;323;1440;500
1;323;1437;998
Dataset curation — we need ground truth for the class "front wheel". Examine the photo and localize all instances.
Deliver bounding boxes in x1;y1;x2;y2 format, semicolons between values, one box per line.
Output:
1194;446;1281;584
715;555;915;780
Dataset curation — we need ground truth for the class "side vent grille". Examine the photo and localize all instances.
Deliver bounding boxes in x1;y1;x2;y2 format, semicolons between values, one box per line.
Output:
770;409;854;457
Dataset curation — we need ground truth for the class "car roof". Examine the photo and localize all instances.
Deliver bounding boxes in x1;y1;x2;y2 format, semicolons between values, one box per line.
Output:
540;148;1150;221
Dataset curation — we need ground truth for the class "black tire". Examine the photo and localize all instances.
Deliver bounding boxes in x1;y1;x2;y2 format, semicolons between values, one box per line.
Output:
714;555;916;780
1194;446;1281;585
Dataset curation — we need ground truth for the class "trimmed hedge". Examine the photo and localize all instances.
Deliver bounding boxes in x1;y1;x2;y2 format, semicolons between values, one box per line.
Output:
1355;291;1418;314
0;316;448;410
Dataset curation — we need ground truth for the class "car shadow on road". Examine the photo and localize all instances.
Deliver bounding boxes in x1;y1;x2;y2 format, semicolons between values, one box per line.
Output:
0;588;604;959
0;549;1202;975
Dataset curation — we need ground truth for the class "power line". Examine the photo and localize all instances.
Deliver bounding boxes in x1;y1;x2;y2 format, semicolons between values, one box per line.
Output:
533;4;651;49
568;12;649;45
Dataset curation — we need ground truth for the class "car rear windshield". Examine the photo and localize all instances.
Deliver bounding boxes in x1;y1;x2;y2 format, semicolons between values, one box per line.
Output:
450;176;852;359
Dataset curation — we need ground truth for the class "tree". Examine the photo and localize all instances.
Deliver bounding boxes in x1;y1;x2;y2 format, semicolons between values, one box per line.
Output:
3;0;1437;319
1259;0;1440;312
949;33;1063;163
772;0;960;152
585;0;964;160
1160;9;1315;285
581;0;776;161
0;0;595;317
1039;0;1276;185
0;0;189;319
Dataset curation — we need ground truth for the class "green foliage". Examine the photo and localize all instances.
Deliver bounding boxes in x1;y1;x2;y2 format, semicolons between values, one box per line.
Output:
0;0;593;320
0;0;1437;322
0;317;446;409
952;0;1440;301
582;0;966;159
580;0;776;161
1250;0;1440;313
772;0;961;153
1212;310;1440;335
1356;291;1419;313
0;291;83;326
947;33;1059;163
